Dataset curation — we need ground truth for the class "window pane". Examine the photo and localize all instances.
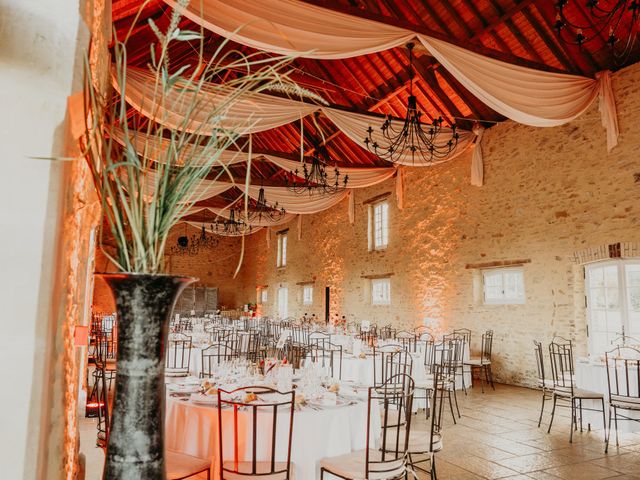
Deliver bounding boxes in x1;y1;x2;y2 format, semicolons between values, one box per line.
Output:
372;278;390;304
281;235;287;266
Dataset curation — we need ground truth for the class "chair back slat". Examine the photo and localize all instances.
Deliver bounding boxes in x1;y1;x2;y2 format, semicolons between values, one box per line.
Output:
605;346;640;406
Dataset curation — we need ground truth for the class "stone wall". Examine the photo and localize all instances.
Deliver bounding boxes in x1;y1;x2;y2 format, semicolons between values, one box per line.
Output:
92;225;246;313
233;61;640;386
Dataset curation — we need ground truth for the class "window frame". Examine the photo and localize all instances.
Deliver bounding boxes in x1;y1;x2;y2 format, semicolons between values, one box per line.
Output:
276;232;287;267
368;200;389;251
371;277;391;305
260;288;268;304
482;266;525;305
302;284;313;305
585;259;640;356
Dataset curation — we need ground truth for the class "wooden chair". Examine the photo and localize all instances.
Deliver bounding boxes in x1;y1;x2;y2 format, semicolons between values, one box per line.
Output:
217;386;295;479
320;373;414;480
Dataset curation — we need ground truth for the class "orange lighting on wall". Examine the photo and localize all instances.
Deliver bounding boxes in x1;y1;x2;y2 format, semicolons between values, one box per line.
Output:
74;326;89;347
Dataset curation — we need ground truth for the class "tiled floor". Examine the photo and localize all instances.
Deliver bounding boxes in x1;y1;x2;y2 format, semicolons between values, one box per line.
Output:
79;384;640;479
413;384;640;480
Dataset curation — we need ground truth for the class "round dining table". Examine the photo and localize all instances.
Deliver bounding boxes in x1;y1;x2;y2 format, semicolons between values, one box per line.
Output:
165;391;381;479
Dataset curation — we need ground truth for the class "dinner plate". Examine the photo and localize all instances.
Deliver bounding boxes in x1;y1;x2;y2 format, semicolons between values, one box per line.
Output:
167;384;201;393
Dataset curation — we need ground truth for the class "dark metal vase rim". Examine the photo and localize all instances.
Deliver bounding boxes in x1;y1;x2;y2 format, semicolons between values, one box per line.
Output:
96;272;199;281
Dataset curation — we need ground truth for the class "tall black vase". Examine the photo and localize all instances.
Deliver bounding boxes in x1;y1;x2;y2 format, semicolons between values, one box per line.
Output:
99;273;196;480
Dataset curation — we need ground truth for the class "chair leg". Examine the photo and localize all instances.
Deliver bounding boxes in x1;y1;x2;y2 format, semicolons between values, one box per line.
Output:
488;365;496;390
431;454;437;480
447;389;457;425
460;366;467;395
605;406;612;453
320;467;325;479
537;390;546;428
579;398;584;432
452;383;461;418
600;398;607;443
614;406;619;447
547;395;557;434
570;399;576;443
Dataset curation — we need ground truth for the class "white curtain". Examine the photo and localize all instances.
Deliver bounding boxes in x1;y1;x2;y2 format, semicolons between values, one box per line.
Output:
163;0;618;148
596;71;619;152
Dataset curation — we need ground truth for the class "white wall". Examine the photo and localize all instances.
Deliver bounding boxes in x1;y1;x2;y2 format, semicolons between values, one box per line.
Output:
0;1;85;477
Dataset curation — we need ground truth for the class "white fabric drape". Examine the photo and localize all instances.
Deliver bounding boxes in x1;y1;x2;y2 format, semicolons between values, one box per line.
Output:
263;154;396;187
163;0;414;59
118;66;318;135
120;66;476;166
182;220;262;236
416;36;601;128
470;124;484;187
348;190;355;224
163;0;618;147
111;127;250;167
241;184;348;215
596;71;619;152
198;206;297;228
297;214;302;240
395;166;405;210
122;170;234;203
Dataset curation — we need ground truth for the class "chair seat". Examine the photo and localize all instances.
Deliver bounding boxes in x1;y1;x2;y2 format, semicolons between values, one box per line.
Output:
221;461;290;480
166;450;211;480
554;387;603;399
415;375;435;390
381;430;442;454
611;394;640;410
320;449;405;480
165;368;189;377
464;357;490;366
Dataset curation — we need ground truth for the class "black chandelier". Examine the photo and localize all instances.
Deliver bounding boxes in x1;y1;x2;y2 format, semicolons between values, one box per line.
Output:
170;222;218;256
284;149;348;195
245;187;286;222
213;208;252;236
554;0;640;65
363;42;459;164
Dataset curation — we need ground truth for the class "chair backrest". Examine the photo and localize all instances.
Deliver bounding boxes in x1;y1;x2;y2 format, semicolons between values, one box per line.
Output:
165;333;192;372
533;340;546;385
370;373;413;478
379;324;397;340
217;386;295;479
422;339;436;374
394;330;418;353
481;330;494;361
357;329;378;347
308;331;331;350
238;331;262;362
605;345;640;406
442;334;465;366
373;345;413;386
548;339;575;394
453;328;471;348
611;335;640;347
95;330;117;365
201;342;236;378
308;342;343;379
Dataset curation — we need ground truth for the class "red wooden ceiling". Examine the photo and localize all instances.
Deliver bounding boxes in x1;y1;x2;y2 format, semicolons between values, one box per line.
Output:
111;0;640;213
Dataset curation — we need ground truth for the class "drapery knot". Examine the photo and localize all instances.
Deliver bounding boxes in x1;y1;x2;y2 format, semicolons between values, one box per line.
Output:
595;70;619;153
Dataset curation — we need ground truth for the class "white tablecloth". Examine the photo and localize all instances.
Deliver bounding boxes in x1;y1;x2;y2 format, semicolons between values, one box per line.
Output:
165;395;381;479
575;360;640;433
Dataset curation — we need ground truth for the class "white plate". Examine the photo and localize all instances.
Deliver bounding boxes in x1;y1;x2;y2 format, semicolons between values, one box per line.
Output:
168;384;201;393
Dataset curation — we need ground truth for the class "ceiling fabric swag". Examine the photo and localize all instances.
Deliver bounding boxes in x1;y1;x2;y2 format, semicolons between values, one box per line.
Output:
119;65;475;165
205;206;297;227
165;0;618;149
182;220;262;236
262;154;396;187
120;170;234;203
163;0;414;59
111;127;250;166
470;124;485;187
239;184;349;215
116;65;319;135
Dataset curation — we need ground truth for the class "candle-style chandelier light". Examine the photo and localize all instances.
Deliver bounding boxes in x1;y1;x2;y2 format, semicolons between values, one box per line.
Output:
363;42;459;164
213;208;252;236
245;187;286;222
554;0;640;65
284;152;348;195
169;221;218;256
